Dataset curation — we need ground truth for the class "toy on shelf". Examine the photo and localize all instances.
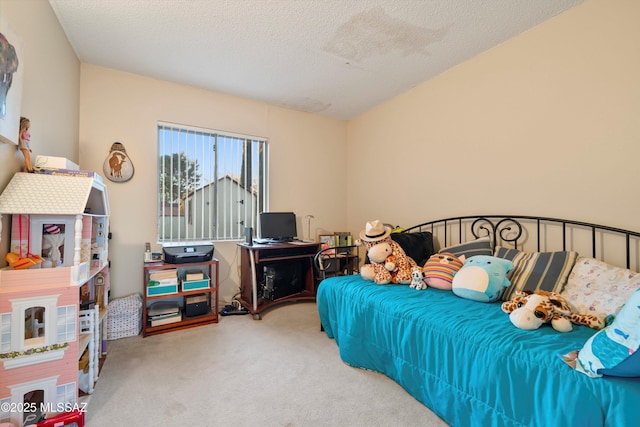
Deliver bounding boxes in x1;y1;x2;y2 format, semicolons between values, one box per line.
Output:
19;116;34;172
5;214;43;269
42;224;65;267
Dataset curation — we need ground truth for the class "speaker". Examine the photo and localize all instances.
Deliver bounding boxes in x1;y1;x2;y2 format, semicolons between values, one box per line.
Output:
245;227;253;245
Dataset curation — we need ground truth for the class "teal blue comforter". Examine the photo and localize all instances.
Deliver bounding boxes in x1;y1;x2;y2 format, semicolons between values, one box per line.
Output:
317;275;640;427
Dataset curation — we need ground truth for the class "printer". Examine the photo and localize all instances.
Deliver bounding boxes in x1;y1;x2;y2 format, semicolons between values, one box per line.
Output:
162;243;214;264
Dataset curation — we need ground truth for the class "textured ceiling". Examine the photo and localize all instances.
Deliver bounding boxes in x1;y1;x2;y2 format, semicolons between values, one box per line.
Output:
49;0;583;120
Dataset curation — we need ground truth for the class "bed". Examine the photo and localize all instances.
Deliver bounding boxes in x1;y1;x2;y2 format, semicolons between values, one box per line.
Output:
316;215;640;427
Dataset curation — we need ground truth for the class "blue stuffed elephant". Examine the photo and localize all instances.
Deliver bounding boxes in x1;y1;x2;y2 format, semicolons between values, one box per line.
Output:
451;255;513;302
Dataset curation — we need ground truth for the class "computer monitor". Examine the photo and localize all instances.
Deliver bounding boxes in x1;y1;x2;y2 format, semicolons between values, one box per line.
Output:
259;212;297;242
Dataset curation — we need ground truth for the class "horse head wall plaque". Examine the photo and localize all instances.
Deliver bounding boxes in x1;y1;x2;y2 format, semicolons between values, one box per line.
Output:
103;142;134;182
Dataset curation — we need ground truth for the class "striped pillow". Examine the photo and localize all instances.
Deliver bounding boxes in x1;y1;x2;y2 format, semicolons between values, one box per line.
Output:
495;246;579;301
439;237;493;259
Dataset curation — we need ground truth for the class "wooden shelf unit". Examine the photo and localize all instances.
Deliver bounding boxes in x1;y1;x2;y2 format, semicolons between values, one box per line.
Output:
142;259;219;337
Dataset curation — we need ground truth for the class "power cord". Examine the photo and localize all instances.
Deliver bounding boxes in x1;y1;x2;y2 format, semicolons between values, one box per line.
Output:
220;298;249;316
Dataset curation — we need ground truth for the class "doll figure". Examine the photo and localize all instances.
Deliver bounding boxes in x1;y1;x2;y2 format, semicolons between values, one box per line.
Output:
19;116;34;172
43;224;65;267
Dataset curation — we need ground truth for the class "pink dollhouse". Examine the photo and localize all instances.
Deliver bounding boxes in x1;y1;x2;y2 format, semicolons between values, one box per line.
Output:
0;172;109;427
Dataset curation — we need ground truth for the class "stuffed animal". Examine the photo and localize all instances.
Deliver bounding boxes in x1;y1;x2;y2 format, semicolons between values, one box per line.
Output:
358;220;417;285
451;255;513;302
410;267;426;290
501;290;604;332
359;240;394;284
421;252;465;290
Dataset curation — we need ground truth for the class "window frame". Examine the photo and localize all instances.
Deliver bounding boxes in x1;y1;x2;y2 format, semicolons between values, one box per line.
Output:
157;122;269;243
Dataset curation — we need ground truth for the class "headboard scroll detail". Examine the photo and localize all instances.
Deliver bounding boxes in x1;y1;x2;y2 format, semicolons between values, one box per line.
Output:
471;217;523;248
402;215;640;271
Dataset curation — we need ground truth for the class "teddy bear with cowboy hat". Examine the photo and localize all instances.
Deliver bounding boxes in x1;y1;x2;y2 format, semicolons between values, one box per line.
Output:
357;220;417;285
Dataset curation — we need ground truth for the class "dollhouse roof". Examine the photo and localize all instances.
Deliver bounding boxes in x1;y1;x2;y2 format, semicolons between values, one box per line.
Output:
0;172;109;216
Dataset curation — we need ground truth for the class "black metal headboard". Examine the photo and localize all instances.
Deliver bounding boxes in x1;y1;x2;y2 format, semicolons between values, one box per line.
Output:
402;215;640;271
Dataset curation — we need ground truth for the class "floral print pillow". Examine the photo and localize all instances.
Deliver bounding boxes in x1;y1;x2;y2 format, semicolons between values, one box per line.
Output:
561;257;640;321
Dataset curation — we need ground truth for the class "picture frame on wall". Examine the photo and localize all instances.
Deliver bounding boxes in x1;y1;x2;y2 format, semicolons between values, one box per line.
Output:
318;234;336;255
0;17;24;145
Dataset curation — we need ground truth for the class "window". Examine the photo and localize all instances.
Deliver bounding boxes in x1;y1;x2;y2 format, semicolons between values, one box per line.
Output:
56;305;77;343
158;123;268;242
0;313;10;352
24;306;45;347
11;295;67;351
56;382;76;407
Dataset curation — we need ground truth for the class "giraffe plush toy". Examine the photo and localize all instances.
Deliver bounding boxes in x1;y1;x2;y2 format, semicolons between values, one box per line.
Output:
359;240;394;284
357;220;417;285
501;290;604;332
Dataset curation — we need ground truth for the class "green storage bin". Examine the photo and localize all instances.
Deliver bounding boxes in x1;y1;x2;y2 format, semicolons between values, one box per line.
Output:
147;281;179;296
182;274;210;291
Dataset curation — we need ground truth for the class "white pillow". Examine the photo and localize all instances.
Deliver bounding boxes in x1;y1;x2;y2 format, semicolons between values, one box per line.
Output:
561;257;640;320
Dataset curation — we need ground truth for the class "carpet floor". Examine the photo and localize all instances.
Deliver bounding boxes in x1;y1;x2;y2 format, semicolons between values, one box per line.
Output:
86;302;447;426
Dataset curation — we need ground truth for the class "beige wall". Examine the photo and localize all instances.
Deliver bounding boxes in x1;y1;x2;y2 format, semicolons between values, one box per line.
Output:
348;0;640;236
78;65;348;300
0;0;79;265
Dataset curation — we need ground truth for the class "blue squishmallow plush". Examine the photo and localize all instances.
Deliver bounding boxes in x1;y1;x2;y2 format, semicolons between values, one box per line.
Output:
574;289;640;378
451;255;513;302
